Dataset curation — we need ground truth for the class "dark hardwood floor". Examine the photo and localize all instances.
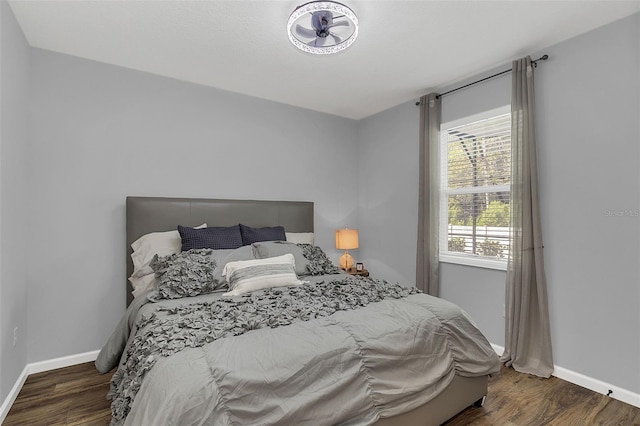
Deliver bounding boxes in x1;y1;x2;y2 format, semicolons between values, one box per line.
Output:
3;363;113;426
445;368;640;426
4;363;640;425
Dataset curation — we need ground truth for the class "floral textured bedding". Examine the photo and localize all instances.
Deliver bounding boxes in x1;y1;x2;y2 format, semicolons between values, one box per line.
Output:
97;244;499;426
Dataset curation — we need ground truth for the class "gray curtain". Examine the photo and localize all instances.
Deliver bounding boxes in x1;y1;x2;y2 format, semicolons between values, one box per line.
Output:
501;56;554;378
416;93;441;296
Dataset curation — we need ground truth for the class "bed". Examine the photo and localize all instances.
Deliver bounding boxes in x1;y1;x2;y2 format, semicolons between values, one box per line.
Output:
96;196;500;426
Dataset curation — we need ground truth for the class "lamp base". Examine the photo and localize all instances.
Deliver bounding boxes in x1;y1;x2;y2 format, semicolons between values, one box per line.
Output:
339;252;354;270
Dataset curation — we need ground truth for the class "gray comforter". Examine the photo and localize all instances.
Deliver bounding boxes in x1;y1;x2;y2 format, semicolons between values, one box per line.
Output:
96;275;500;426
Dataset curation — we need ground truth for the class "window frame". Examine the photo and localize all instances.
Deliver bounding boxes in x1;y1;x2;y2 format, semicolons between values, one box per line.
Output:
439;105;511;271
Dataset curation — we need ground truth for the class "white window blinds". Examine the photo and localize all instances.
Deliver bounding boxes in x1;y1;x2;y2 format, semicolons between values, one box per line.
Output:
440;108;511;269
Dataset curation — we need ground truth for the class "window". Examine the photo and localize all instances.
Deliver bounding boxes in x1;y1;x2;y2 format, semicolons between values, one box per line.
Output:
439;106;511;270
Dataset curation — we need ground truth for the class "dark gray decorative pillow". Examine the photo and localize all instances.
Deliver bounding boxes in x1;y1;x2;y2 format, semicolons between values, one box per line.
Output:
148;249;222;300
252;241;309;276
239;224;286;245
178;225;243;251
298;244;341;276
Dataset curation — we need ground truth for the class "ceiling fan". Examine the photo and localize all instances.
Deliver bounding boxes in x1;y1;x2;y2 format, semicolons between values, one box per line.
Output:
287;1;359;55
295;10;348;47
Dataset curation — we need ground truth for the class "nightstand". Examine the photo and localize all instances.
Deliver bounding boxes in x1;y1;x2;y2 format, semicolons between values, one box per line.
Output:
346;268;369;277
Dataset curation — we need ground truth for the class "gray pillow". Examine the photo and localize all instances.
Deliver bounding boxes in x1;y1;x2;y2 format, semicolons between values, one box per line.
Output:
252;241;309;276
149;249;220;300
211;245;256;284
147;246;257;301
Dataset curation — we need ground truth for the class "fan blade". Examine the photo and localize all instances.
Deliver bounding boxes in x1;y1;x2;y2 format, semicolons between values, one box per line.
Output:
330;32;343;44
307;37;326;47
295;24;317;39
328;21;349;28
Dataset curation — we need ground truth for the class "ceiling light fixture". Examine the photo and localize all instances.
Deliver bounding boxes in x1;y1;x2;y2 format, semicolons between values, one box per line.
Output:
287;1;359;55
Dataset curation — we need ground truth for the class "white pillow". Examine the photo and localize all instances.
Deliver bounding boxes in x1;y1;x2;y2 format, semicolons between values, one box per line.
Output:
129;223;207;297
222;254;305;296
131;223;207;271
129;274;156;299
285;232;315;245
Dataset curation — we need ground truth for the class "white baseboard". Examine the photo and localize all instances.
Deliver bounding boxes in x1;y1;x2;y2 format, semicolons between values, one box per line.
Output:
490;343;640;409
553;366;640;408
27;349;100;375
491;343;505;356
0;349;100;424
0;365;29;424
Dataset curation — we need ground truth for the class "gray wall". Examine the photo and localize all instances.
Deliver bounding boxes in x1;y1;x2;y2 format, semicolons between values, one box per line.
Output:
356;101;419;286
26;49;359;363
357;13;640;393
533;13;639;393
0;1;30;402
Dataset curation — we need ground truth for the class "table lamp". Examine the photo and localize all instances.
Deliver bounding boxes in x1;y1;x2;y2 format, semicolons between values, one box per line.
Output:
335;228;359;270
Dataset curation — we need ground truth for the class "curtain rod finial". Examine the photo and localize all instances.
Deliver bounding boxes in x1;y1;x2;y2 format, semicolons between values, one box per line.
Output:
534;54;549;64
533;54;549;67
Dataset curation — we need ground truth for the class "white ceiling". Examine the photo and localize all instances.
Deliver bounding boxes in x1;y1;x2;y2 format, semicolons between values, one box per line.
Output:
8;1;640;119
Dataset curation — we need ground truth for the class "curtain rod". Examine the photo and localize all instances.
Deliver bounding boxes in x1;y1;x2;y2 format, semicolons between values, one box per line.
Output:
415;54;549;105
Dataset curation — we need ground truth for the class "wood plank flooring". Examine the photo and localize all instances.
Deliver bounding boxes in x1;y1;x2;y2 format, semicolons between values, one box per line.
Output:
445;368;640;426
4;363;640;425
3;363;113;426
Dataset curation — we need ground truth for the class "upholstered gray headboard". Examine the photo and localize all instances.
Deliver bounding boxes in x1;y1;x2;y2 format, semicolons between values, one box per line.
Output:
126;196;314;306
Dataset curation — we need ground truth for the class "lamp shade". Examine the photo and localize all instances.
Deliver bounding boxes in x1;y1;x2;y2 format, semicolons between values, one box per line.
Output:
335;228;359;250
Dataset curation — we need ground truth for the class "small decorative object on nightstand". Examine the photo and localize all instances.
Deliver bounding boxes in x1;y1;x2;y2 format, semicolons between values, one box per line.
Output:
347;264;369;277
